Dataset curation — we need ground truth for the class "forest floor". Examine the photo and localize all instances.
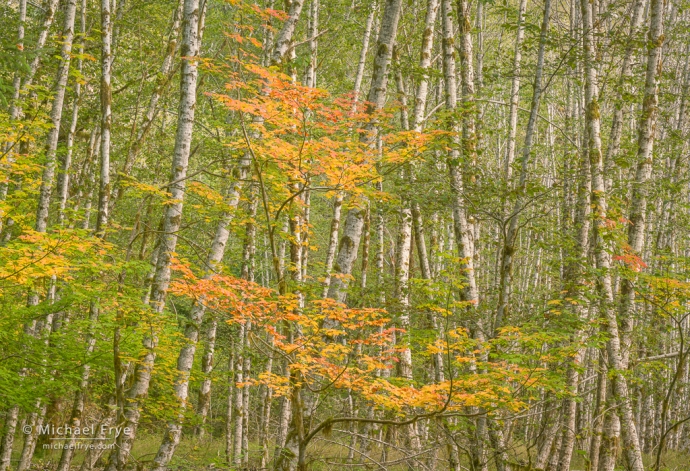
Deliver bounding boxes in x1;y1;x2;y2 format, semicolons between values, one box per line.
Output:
18;433;690;470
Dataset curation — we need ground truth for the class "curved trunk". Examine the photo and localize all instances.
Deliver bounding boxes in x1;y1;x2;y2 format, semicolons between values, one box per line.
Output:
618;0;664;369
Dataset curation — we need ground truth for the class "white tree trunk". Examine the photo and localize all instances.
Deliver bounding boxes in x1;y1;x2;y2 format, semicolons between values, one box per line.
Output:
305;0;319;88
57;0;86;225
56;303;100;471
151;165;249;469
326;0;403;307
322;193;344;297
580;0;646;469
619;0;665;370
351;2;377;112
271;0;306;66
195;318;217;437
105;0;205;468
441;0;478;309
495;0;551;335
96;0;115;235
35;0;79;233
504;0;528;179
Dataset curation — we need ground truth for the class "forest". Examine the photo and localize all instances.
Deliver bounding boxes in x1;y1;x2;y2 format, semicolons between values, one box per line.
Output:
0;0;689;469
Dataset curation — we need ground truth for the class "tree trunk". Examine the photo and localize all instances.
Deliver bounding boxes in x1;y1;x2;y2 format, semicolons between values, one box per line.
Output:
504;0;528;179
305;0;318;88
232;323;246;466
603;0;646;192
0;405;19;471
580;0;647;469
195;318;217;437
326;0;403;308
10;4;78;467
35;0;78;233
105;0;205;468
152;161;249;469
618;0;665;371
588;355;607;471
271;0;306;67
57;0;87;225
96;0;114;236
351;2;377;111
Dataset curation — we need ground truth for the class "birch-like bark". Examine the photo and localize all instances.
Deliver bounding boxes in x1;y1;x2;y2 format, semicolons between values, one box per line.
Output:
35;0;79;233
12;0;61;104
602;0;646;192
195;317;217;437
442;0;478;309
0;2;27;448
253;4;312;469
326;0;403;307
12;12;80;461
0;0;28;235
504;0;528;179
242;189;259;282
581;0;646;469
412;0;439;133
451;2;491;469
305;0;318;88
106;0;204;468
412;205;431;280
96;0;114;236
57;0;87;225
325;202;366;305
232;324;246;466
556;352;582;471
407;0;439;290
224;350;235;463
394;207;413;379
351;2;377;111
259;353;274;468
619;0;665;371
588;355;607;471
16;402;48;471
580;4;642;471
0;405;18;471
598;380;621;471
242;341;251;467
556;94;592;471
6;0;27;124
56;303;99;471
394;0;439;455
322;193;343;297
271;0;306;67
300;188;310;281
152;162;248;470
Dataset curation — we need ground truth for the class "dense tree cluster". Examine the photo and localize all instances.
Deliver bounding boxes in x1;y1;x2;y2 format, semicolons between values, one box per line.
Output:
0;0;689;470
